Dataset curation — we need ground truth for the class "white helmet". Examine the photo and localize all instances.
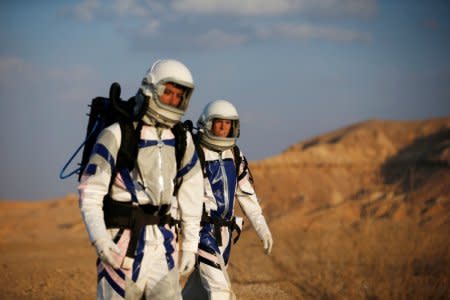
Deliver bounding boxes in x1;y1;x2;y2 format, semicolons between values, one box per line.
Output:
197;100;240;151
138;59;194;127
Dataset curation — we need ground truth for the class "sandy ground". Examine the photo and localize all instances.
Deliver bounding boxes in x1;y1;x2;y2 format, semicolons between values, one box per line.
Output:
1;193;448;299
1;118;449;299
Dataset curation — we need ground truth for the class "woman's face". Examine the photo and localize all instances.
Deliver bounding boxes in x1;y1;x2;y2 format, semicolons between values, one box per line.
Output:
211;118;232;137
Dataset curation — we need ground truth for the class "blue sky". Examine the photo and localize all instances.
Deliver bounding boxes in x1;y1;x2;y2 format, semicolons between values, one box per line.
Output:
1;0;449;200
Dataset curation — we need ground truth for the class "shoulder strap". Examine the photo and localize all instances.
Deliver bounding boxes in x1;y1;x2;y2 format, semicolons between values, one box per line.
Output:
116;121;142;172
110;120;142;192
172;121;191;196
107;120;142;194
193;134;206;177
232;145;243;179
171;121;187;172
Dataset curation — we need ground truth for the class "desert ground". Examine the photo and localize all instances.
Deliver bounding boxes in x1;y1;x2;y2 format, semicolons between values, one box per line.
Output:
1;117;449;299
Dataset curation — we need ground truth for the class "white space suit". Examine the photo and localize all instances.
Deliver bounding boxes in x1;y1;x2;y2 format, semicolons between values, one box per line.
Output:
79;59;203;300
182;100;273;300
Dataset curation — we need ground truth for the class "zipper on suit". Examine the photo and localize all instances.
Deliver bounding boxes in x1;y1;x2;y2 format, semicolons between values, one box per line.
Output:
219;152;229;218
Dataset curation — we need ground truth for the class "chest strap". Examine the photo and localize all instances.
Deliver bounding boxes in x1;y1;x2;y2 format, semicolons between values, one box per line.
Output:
103;197;180;260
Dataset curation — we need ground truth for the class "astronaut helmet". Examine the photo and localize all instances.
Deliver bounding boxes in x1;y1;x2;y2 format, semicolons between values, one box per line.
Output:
197;99;240;151
138;59;194;127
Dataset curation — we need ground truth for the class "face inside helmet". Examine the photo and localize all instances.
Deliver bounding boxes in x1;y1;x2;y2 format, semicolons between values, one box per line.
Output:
139;59;195;127
210;118;238;138
155;82;190;110
141;79;192;113
197;100;240;151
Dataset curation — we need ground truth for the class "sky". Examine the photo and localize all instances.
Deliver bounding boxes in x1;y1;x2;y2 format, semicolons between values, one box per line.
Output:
1;0;449;200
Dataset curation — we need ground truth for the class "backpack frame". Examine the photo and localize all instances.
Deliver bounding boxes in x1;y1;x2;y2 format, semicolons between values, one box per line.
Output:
60;83;189;185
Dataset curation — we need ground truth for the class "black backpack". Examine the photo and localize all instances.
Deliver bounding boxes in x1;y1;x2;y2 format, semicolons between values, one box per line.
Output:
60;82;189;184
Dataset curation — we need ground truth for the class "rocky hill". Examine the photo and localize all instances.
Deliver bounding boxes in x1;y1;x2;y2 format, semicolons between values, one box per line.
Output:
251;118;449;221
0;117;449;299
238;117;450;299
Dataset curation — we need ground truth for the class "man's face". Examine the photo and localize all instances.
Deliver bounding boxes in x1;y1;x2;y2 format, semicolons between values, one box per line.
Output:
159;82;185;108
212;118;232;137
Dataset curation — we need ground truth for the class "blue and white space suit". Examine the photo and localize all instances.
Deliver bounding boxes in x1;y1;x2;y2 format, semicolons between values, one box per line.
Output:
183;100;273;300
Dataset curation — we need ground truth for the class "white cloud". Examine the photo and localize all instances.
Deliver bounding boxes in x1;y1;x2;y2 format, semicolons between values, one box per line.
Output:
171;0;376;17
140;20;161;35
63;0;374;52
65;0;376;19
113;0;148;17
256;23;372;42
335;0;377;17
48;65;97;82
72;0;100;21
172;0;303;16
63;0;168;21
0;56;100;103
196;29;247;49
0;57;29;74
64;0;376;24
47;65;100;102
0;57;33;89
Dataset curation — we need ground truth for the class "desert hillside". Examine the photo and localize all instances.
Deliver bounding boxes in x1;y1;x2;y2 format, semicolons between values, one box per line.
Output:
0;117;449;299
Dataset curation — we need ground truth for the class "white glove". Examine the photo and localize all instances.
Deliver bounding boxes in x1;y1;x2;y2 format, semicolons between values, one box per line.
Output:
179;251;196;275
262;232;273;255
251;215;273;255
94;237;122;269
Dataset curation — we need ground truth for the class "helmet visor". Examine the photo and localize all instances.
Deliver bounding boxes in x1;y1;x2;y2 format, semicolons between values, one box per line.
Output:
208;117;240;139
154;81;193;113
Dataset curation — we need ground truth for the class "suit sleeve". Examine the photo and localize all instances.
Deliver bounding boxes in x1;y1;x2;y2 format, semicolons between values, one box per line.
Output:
235;151;271;239
176;132;203;252
78;123;121;244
